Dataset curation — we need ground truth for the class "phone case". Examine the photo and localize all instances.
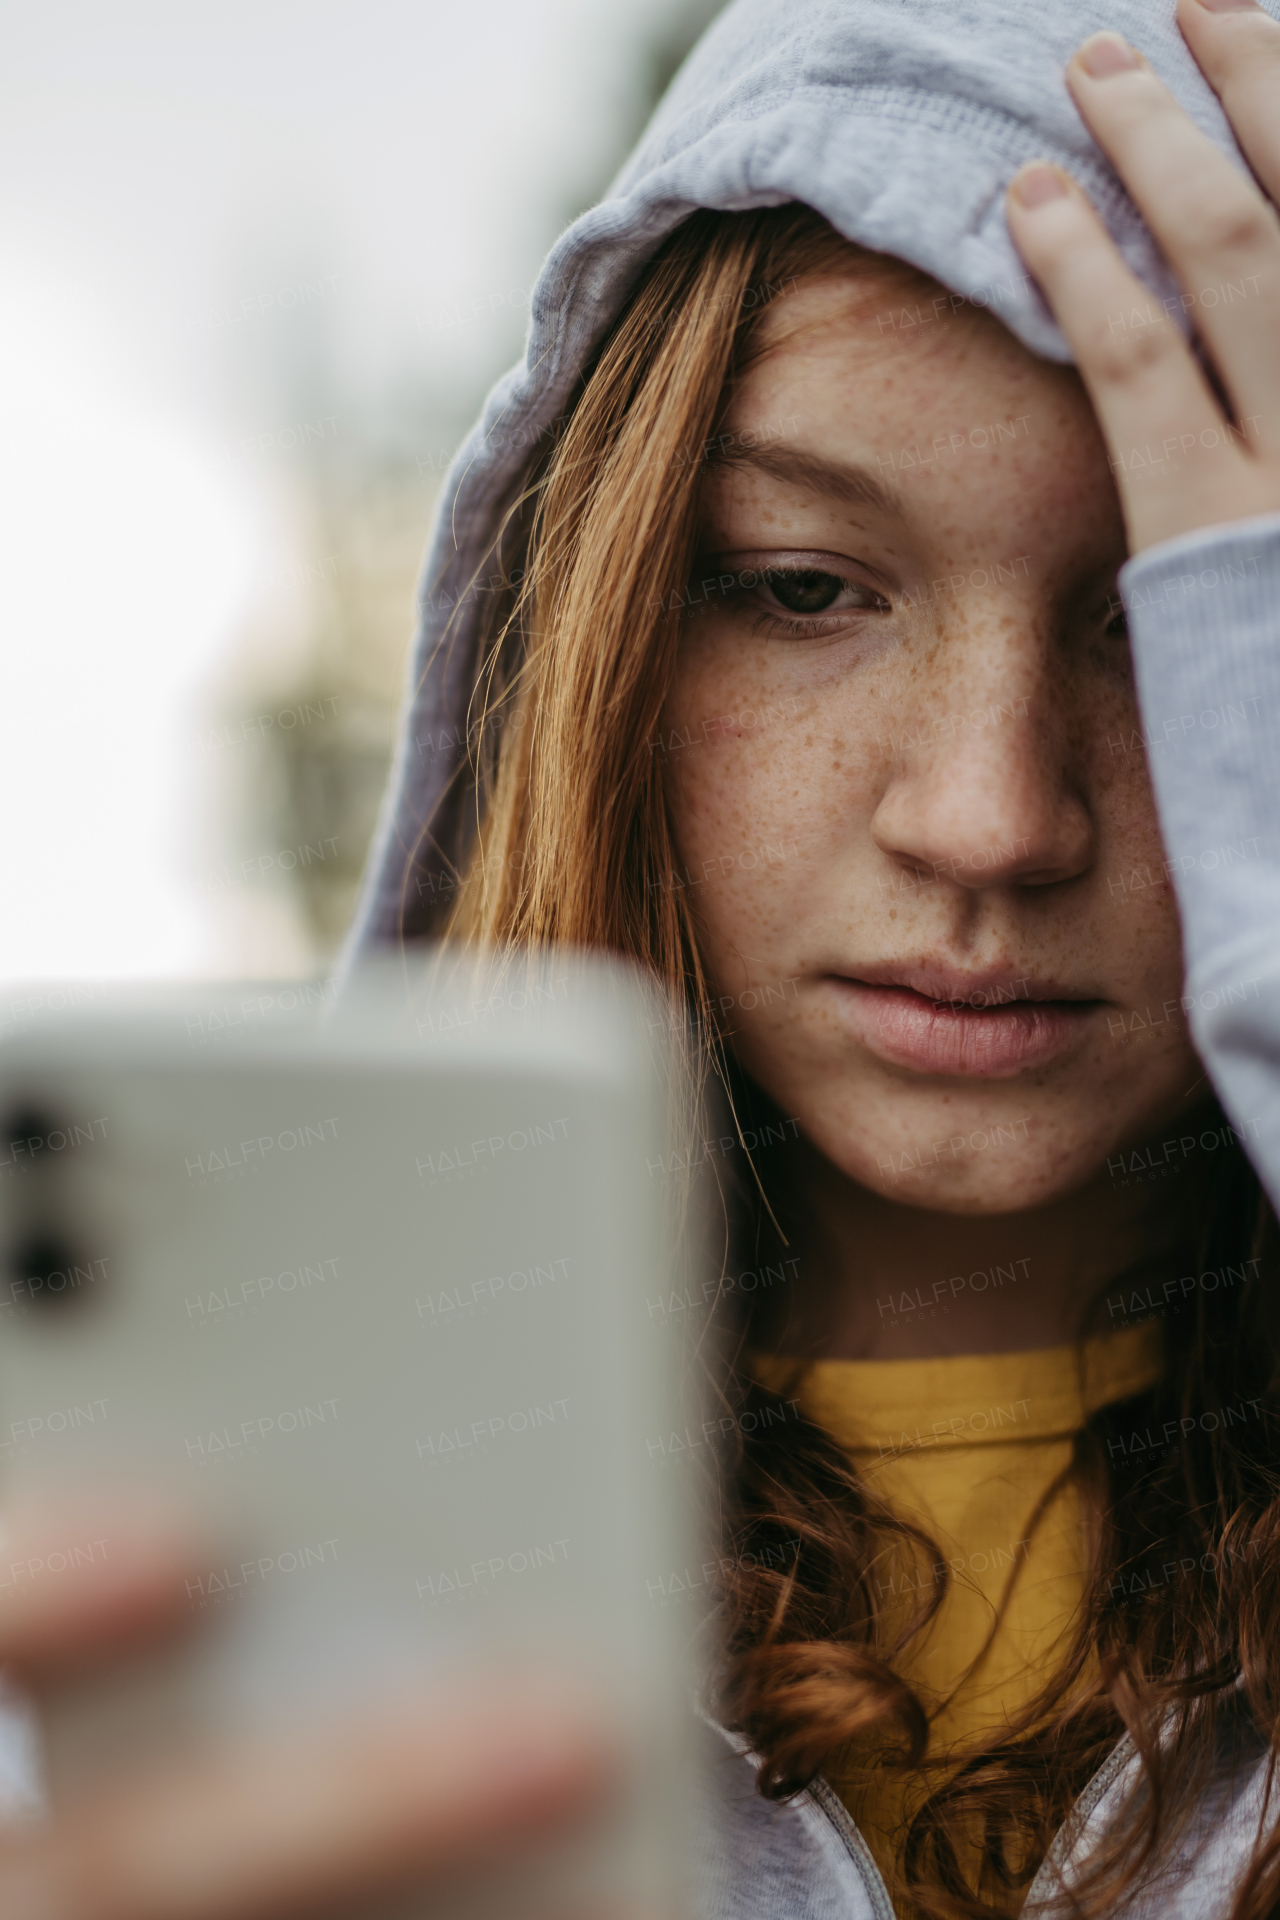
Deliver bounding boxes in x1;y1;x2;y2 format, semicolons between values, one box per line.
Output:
0;958;700;1916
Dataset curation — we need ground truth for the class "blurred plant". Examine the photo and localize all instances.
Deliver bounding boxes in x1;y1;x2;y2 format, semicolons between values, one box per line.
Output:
197;440;436;964
197;0;726;970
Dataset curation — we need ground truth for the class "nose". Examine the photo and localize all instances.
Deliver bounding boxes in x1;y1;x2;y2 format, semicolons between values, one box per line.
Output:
870;639;1094;893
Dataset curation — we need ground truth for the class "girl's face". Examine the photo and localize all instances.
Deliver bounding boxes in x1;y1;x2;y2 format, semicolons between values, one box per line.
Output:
661;266;1205;1216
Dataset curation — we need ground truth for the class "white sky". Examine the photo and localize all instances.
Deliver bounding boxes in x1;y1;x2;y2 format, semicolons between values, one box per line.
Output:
0;0;697;983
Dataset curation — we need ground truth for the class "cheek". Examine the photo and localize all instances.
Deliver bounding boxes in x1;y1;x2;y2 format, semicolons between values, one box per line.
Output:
1082;682;1186;998
658;642;859;965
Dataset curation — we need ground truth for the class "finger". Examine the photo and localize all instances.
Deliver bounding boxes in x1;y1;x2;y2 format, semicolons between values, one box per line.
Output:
0;1679;621;1920
1064;30;1280;445
1005;163;1262;551
0;1493;209;1677
1177;0;1280;206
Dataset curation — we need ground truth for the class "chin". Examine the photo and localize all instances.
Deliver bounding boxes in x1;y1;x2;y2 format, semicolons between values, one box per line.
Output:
853;1156;1088;1216
814;1109;1111;1216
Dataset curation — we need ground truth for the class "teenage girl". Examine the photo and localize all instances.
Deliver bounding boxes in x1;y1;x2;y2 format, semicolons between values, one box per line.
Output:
13;4;1280;1917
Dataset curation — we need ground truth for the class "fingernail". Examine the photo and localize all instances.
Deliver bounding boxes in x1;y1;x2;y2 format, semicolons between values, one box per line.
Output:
1012;165;1069;209
1195;0;1259;10
1077;31;1143;75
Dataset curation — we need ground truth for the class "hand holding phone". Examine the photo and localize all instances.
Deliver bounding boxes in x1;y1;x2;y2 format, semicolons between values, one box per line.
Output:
0;1489;632;1920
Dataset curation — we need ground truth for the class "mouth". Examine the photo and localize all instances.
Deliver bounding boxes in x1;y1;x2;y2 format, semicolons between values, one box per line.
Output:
826;969;1106;1079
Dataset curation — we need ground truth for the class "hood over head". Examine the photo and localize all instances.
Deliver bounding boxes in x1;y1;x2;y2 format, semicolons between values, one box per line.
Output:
352;0;1271;953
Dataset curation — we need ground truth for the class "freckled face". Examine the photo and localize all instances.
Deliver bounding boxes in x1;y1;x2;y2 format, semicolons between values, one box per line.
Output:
659;271;1201;1213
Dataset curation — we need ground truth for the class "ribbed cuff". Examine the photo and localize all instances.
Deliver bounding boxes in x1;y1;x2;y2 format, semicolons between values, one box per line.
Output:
1118;514;1280;989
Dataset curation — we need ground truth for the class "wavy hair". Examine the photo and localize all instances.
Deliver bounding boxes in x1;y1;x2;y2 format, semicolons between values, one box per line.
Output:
432;204;1280;1920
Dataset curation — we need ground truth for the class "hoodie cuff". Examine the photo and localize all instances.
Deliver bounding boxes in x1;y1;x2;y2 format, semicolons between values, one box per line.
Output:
1118;513;1280;1209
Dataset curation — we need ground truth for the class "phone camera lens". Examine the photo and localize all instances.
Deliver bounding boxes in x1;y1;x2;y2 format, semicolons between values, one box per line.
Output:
2;1105;63;1171
8;1231;94;1310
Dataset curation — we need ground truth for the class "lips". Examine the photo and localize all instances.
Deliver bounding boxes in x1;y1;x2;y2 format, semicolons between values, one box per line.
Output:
827;970;1104;1078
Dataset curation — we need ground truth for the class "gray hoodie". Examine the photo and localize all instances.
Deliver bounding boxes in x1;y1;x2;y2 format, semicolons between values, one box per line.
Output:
353;0;1280;1910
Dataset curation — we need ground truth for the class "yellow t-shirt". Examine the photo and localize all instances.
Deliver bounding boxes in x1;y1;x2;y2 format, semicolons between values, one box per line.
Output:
752;1323;1164;1912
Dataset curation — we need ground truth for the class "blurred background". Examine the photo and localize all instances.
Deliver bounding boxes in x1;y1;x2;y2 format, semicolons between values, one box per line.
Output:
0;0;724;988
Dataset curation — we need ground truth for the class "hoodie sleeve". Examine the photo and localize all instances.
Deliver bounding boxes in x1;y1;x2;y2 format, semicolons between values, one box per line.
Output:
1118;512;1280;1214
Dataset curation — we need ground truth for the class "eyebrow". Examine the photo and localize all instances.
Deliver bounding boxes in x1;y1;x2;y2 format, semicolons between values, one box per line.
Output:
704;440;905;520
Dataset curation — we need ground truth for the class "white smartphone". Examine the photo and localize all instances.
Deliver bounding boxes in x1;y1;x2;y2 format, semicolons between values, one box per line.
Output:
0;954;701;1916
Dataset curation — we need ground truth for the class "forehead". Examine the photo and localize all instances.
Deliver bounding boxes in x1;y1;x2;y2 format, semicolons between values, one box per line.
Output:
707;260;1117;565
733;264;1050;406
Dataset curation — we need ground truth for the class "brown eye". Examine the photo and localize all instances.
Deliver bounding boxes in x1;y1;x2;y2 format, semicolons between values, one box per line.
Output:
764;568;844;613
